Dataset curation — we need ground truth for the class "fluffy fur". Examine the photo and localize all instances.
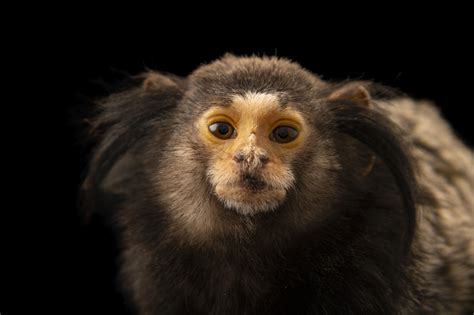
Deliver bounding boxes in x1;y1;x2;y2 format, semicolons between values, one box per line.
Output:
81;55;473;314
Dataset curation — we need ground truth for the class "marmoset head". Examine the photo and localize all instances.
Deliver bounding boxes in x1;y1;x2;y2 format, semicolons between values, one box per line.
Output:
152;57;335;218
86;54;414;247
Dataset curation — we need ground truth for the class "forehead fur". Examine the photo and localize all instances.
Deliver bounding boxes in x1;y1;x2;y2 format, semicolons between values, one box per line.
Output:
231;91;281;113
187;55;326;104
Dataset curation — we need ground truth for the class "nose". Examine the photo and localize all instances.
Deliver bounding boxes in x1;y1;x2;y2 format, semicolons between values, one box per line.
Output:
233;152;269;165
232;132;269;169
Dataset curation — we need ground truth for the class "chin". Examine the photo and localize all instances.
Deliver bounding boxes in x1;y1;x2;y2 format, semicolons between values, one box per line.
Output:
214;184;286;216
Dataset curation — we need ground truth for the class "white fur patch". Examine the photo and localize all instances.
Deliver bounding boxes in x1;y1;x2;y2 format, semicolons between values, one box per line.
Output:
235;91;279;105
216;195;282;216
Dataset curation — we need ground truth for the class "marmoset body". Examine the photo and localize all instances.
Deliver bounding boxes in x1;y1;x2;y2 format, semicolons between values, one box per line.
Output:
82;55;473;314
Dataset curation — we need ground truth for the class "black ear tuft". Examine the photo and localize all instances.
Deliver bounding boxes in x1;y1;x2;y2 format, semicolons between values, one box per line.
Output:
327;98;418;256
79;73;186;218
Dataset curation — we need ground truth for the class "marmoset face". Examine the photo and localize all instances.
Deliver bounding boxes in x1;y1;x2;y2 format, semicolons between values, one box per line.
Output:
196;91;312;215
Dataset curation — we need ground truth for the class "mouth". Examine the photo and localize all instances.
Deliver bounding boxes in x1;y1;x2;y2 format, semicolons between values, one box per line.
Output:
213;175;287;215
239;173;267;192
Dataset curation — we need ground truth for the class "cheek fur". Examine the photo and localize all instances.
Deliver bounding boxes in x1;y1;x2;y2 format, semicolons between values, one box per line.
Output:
260;163;296;191
206;158;239;187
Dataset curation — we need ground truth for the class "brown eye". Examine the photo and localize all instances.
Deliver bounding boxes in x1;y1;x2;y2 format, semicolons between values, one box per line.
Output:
208;122;235;139
270;126;298;143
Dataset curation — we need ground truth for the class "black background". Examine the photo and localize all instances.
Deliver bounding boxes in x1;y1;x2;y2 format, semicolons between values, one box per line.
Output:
1;23;471;314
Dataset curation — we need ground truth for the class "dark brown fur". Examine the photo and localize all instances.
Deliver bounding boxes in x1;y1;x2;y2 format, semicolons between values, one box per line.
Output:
81;55;474;314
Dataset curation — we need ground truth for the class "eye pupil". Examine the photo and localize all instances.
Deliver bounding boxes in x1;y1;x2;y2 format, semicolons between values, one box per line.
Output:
271;126;298;143
218;124;229;135
277;128;289;139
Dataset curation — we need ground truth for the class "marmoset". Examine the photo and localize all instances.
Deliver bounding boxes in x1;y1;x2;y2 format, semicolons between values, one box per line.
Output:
81;55;473;314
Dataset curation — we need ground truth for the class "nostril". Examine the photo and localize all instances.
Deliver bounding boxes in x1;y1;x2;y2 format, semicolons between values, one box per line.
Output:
233;152;245;163
259;155;269;164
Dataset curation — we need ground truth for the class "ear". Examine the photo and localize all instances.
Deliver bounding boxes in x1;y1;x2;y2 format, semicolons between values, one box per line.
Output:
143;72;176;92
328;82;372;108
329;83;376;175
142;72;181;92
